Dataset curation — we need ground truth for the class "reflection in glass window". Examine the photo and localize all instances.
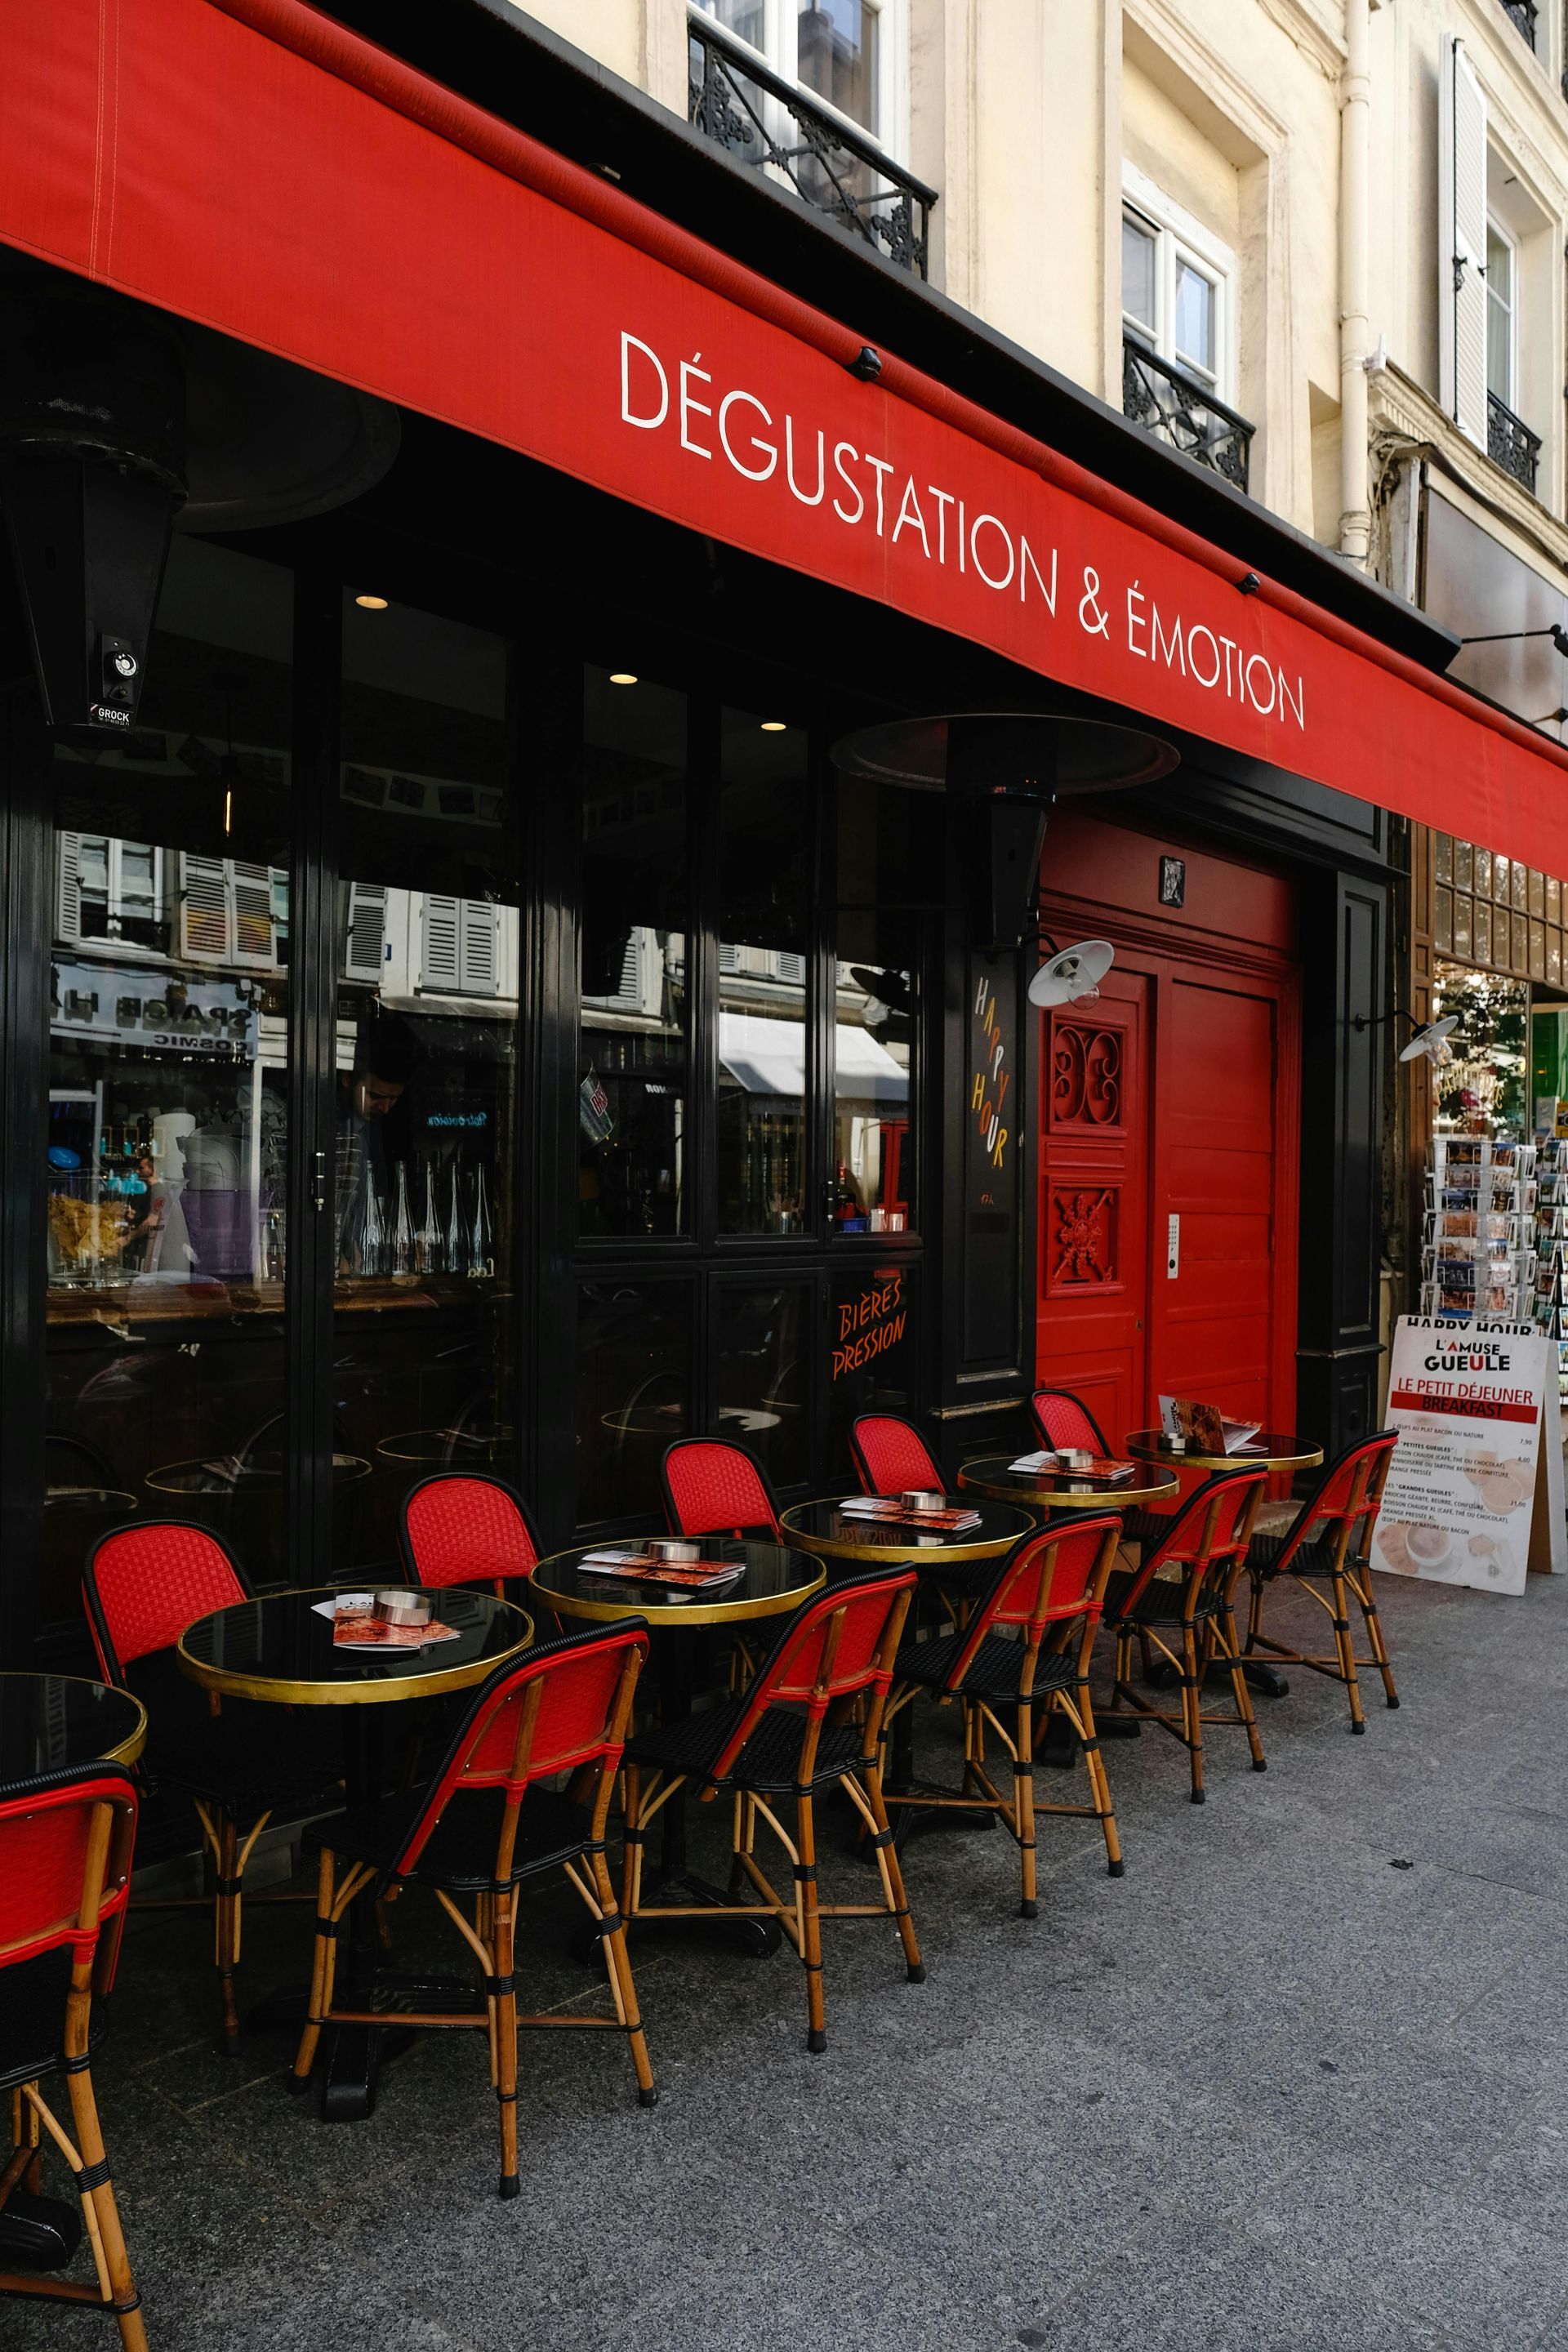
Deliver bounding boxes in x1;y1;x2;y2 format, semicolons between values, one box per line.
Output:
835;776;920;1232
577;1281;691;1525
46;539;294;1612
579;671;688;1237
827;1263;915;1480
715;1283;811;1488
717;712;812;1235
336;595;518;1568
797;2;878;133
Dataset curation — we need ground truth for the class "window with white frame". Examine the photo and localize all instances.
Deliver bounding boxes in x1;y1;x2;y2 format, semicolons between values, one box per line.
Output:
691;1;902;149
1120;167;1235;405
1486;216;1517;410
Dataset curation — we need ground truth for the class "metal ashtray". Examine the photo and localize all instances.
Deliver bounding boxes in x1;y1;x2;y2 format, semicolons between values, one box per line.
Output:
1056;1449;1094;1472
375;1589;433;1628
1160;1434;1188;1455
900;1490;945;1513
648;1538;702;1563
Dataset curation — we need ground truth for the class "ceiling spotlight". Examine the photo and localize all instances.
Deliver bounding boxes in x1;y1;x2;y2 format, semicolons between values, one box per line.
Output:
354;594;389;610
1028;938;1115;1009
760;720;787;733
609;671;638;685
1399;1014;1458;1067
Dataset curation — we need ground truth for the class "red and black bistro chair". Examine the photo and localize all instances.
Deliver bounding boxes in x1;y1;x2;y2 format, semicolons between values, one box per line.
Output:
886;1513;1126;1909
660;1437;782;1540
0;1760;145;2348
1031;1387;1169;1544
849;1414;944;1497
293;1624;654;2200
83;1521;340;2047
621;1566;921;2053
1098;1467;1270;1803
1241;1429;1401;1731
399;1472;542;1601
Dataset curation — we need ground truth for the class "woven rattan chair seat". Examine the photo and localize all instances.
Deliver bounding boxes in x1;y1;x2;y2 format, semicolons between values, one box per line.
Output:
895;1628;1079;1704
1245;1530;1348;1580
627;1699;871;1792
309;1783;595;1891
1101;1567;1223;1626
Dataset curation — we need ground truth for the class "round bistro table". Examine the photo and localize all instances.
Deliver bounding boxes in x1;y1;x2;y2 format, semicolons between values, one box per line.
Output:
532;1539;822;1956
178;1586;532;2120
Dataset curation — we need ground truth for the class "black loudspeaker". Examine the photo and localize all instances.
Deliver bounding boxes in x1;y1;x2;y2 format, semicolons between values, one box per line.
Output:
947;716;1054;952
0;289;185;738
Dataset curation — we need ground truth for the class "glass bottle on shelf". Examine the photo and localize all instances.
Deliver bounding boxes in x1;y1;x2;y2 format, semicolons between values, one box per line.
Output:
445;1157;466;1277
390;1160;415;1276
416;1158;443;1276
468;1160;492;1278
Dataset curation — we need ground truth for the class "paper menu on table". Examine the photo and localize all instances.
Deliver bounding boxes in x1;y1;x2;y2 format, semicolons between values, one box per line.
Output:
1158;1396;1263;1454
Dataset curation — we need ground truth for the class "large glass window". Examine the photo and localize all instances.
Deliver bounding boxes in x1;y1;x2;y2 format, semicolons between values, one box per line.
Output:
335;595;517;1567
834;776;919;1232
714;1281;812;1488
45;540;293;1614
579;670;688;1237
827;1262;916;1478
577;1281;692;1525
717;709;812;1236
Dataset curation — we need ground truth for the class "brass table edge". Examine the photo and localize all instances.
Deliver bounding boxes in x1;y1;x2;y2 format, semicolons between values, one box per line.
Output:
955;1467;1181;1508
176;1591;533;1705
779;1508;1031;1565
1125;1437;1325;1474
530;1559;825;1628
0;1673;149;1769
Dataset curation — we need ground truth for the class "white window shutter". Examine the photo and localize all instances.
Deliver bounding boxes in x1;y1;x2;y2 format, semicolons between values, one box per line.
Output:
230;861;275;969
420;893;461;991
774;951;805;984
56;831;83;942
180;854;231;961
345;882;390;981
1441;38;1488;448
458;898;498;996
616;929;644;1006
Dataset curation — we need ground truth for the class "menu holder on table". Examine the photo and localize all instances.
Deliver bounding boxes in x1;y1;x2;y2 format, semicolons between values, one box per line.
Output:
575;1550;746;1592
1158;1396;1263;1456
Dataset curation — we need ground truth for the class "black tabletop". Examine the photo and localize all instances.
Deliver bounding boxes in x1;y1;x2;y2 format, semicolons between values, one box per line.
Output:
177;1586;532;1705
956;1454;1182;1508
148;1451;371;1494
532;1539;822;1628
0;1673;146;1781
779;1496;1032;1562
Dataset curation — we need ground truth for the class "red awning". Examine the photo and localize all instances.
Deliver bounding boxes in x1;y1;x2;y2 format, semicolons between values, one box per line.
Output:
2;0;1566;875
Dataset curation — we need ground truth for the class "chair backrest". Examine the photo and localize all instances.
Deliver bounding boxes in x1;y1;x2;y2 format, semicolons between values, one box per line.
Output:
1120;1468;1267;1610
1273;1430;1398;1572
703;1566;916;1787
386;1624;648;1878
399;1473;541;1596
0;1761;139;1992
938;1513;1124;1692
83;1520;250;1682
849;1415;942;1496
1031;1388;1112;1456
661;1438;781;1539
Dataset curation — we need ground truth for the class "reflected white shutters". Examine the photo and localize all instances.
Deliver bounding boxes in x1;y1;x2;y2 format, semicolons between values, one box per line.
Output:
1441;37;1488;448
230;862;276;968
56;831;83;942
344;882;389;980
180;855;231;960
419;895;498;996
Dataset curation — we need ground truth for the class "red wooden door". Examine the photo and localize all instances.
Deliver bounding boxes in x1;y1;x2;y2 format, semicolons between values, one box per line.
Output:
1147;967;1298;1436
1034;972;1149;1449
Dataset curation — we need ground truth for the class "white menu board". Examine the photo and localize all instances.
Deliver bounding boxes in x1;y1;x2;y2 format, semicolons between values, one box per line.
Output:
1376;1317;1566;1595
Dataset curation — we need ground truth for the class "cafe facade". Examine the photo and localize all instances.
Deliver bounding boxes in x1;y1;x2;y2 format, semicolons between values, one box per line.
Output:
4;0;1568;1669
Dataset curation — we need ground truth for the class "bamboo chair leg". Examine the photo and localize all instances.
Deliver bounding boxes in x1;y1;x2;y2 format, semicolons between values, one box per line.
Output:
492;1896;521;2200
1074;1679;1124;1876
1219;1603;1267;1771
590;1845;657;2106
795;1793;828;2053
62;2064;148;2352
1330;1568;1367;1733
620;1763;642;1917
1356;1568;1401;1707
1180;1618;1205;1804
863;1766;924;1982
292;1848;336;2085
1013;1701;1039;1920
215;1814;242;2047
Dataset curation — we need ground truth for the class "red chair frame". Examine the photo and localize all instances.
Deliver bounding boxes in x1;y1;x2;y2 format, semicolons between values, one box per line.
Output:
1031;1388;1113;1455
1242;1430;1401;1729
623;1566;920;2051
659;1437;782;1539
398;1472;542;1598
0;1761;145;2347
887;1513;1126;1908
849;1414;943;1497
294;1625;653;2198
1099;1467;1269;1802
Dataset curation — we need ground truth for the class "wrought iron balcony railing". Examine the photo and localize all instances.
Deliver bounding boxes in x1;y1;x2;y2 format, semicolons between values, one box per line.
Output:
1488;390;1541;494
688;14;937;278
1499;0;1537;49
1121;337;1254;492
